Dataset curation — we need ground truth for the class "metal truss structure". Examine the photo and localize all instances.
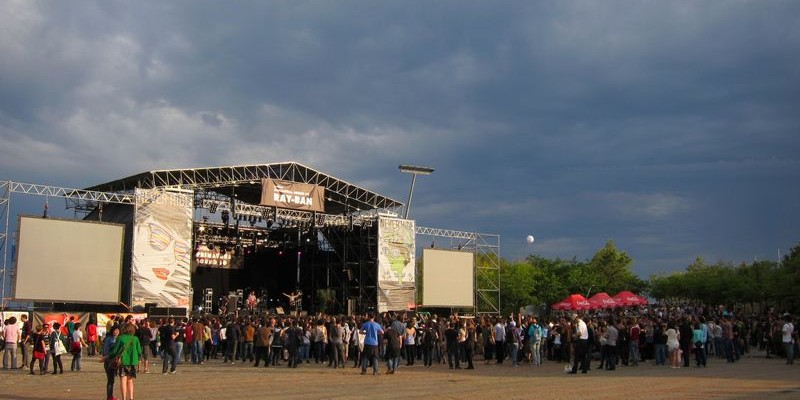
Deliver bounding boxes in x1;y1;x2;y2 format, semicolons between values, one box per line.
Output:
0;182;10;309
1;167;501;315
85;162;403;215
416;226;501;316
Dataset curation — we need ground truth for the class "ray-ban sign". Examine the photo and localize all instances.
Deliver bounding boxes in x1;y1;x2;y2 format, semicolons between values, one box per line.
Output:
260;178;325;213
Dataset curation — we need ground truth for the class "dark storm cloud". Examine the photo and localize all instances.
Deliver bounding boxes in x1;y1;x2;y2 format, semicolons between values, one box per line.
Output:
1;0;798;276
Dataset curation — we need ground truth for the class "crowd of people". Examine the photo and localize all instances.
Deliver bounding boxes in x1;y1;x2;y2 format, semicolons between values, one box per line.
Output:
2;304;798;400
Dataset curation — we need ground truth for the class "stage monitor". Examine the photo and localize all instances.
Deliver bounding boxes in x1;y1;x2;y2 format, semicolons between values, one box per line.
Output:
422;248;474;308
13;216;124;303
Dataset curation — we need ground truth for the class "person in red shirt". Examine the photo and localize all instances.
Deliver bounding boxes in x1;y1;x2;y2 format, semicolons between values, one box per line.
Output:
629;318;641;366
87;320;98;357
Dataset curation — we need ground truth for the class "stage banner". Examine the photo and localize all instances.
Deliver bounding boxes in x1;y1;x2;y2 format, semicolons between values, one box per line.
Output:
33;312;90;335
377;216;416;312
260;178;325;213
131;189;193;309
96;313;148;338
193;245;243;269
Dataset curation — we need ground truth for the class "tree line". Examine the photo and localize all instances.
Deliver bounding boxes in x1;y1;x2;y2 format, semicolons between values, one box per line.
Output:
485;240;800;315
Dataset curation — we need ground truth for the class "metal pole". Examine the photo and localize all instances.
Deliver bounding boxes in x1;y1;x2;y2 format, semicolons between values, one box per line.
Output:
404;173;417;219
296;226;301;286
0;182;10;311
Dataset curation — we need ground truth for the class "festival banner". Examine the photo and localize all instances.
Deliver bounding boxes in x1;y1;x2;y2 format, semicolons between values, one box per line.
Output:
96;313;148;338
33;312;90;335
377;216;416;312
260;178;325;213
193;245;243;269
131;189;193;309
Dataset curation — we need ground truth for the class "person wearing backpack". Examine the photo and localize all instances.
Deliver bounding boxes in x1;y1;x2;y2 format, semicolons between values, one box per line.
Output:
528;317;543;366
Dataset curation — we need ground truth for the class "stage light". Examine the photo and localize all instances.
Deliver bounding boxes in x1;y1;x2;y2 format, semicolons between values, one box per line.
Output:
399;164;434;219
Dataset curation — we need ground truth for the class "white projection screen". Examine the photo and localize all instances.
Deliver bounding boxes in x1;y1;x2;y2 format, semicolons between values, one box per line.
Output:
14;216;124;303
422;248;474;308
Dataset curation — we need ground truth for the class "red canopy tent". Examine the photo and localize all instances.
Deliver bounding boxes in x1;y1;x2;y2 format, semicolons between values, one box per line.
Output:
588;292;619;309
552;294;591;311
612;291;648;307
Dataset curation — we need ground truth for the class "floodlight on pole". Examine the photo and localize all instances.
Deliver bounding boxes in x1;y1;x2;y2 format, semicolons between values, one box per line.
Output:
399;164;434;219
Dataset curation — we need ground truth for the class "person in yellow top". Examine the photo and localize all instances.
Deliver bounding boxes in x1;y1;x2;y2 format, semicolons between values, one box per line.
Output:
109;324;143;400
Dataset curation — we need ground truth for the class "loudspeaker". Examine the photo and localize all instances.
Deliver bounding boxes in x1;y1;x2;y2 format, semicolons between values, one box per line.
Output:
148;307;187;318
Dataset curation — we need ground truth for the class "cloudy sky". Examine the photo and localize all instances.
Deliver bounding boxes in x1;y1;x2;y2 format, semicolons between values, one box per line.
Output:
2;0;799;278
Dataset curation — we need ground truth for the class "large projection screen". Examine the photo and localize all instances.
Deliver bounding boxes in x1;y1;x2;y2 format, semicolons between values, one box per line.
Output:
422;248;474;308
14;216;124;303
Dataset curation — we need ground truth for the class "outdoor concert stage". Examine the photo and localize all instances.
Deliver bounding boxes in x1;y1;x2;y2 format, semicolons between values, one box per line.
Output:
1;162;500;317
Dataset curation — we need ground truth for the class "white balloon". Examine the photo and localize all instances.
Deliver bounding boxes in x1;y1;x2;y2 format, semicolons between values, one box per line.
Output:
526;235;535;244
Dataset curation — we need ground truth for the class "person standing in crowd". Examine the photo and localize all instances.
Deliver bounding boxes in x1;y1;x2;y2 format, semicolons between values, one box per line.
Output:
28;324;47;375
421;321;437;367
629;318;641;366
654;322;667;366
666;321;681;369
254;319;271;367
174;320;186;365
159;318;178;374
110;324;142;400
224;318;240;364
270;320;283;366
2;317;19;369
87;317;98;357
604;319;618;370
569;314;589;374
242;320;255;363
20;314;32;368
493;317;506;364
102;325;120;400
692;321;707;367
528;317;543;366
481;319;494;364
328;317;345;368
70;322;88;371
135;320;152;374
782;315;794;365
404;320;416;366
285;319;302;368
507;320;521;367
360;313;383;376
444;321;459;369
50;322;65;374
190;318;205;365
383;320;401;374
461;320;476;370
679;317;693;368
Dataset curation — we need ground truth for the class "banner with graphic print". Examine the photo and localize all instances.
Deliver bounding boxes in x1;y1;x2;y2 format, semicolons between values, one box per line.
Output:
131;189;193;309
377;216;416;312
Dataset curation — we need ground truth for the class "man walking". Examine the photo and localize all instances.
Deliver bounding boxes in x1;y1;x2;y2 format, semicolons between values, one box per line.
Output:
569;314;589;374
360;313;383;376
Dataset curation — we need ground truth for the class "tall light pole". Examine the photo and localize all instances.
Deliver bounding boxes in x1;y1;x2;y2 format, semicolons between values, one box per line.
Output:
399;165;434;219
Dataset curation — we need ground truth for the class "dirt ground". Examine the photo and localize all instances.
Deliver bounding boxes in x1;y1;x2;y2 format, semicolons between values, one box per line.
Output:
1;350;798;400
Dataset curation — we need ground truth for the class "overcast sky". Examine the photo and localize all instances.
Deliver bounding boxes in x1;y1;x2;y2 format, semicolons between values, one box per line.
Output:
2;1;799;278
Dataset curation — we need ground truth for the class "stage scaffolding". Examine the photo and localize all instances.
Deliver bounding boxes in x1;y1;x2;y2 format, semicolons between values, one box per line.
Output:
416;226;501;316
1;163;501;315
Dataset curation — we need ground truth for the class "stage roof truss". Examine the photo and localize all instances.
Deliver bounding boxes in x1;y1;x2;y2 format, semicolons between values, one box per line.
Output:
85;162;403;216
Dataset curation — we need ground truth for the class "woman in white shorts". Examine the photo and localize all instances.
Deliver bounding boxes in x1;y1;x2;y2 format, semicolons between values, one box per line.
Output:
665;322;680;368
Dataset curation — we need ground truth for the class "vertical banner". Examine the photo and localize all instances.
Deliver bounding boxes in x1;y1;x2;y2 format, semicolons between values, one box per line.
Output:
131;189;193;309
377;216;416;312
